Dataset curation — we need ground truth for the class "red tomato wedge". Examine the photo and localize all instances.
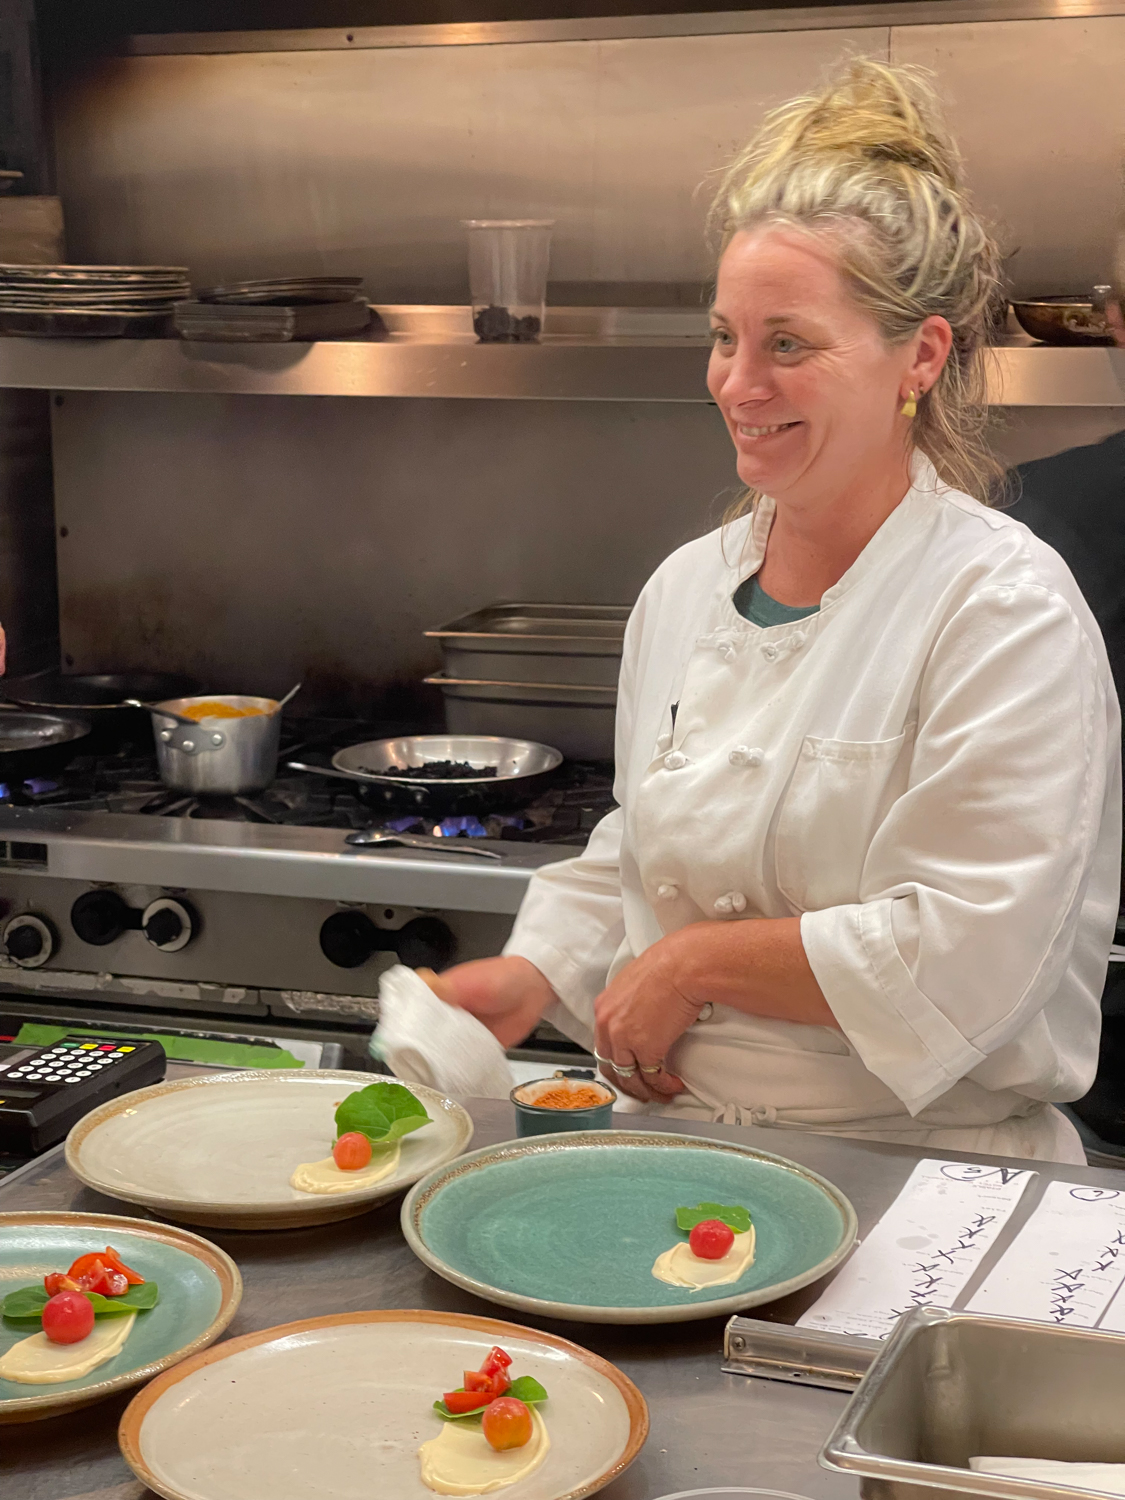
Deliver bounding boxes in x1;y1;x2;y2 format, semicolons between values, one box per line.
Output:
480;1345;513;1376
43;1272;81;1296
463;1370;493;1392
67;1247;144;1287
442;1390;491;1414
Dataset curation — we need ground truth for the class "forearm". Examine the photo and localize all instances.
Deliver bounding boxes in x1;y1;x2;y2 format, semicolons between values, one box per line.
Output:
670;917;839;1029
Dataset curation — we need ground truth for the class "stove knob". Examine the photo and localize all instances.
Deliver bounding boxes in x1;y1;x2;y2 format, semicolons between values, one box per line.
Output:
71;889;133;946
142;897;198;952
393;917;457;971
2;914;56;968
320;910;377;969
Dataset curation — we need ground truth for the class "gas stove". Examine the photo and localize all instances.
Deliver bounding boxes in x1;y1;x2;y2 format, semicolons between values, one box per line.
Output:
0;718;613;1039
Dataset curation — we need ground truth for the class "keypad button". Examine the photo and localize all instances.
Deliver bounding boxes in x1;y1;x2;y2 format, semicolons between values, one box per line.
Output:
118;1046;136;1053
25;1074;42;1082
63;1077;80;1085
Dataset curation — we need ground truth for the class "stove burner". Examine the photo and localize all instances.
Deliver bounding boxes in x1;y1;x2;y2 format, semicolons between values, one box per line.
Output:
0;717;616;847
433;815;488;839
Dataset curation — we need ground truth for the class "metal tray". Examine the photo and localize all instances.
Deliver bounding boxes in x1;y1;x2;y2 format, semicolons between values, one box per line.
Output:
426;602;630;686
425;673;616;760
821;1306;1125;1500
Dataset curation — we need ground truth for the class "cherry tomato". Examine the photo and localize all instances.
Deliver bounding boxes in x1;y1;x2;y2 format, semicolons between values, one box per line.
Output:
100;1269;129;1296
480;1345;513;1376
482;1397;533;1452
442;1390;491;1414
41;1290;94;1345
43;1272;80;1296
464;1370;493;1392
333;1132;373;1171
689;1219;735;1261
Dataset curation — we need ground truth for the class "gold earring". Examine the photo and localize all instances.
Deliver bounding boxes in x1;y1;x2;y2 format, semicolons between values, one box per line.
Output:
900;389;918;419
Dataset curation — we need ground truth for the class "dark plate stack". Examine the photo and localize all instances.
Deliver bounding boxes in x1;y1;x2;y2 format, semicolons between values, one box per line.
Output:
0;264;191;337
174;276;373;341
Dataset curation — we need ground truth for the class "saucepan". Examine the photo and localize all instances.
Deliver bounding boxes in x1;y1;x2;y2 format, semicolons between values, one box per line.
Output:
151;685;300;796
288;733;563;815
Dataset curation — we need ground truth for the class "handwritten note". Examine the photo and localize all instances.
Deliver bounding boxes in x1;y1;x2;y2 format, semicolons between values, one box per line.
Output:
968;1181;1125;1327
797;1159;1034;1340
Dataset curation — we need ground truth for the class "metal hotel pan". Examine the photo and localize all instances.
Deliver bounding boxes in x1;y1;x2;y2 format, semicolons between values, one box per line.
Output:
821;1306;1125;1500
426;602;630;687
425;675;617;761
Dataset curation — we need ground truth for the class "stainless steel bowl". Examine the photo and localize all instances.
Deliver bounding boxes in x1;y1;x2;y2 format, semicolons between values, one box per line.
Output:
152;695;281;795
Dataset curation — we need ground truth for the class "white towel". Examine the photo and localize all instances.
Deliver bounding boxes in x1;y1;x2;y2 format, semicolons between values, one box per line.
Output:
370;964;516;1100
971;1459;1125;1496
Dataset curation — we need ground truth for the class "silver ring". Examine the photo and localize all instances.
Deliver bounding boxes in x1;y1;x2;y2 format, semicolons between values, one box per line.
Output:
639;1063;664;1075
594;1051;637;1079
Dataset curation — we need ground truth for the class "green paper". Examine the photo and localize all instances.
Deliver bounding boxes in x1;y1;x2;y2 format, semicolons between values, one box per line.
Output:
433;1375;549;1422
15;1023;304;1070
675;1202;752;1234
335;1082;430;1145
2;1280;159;1323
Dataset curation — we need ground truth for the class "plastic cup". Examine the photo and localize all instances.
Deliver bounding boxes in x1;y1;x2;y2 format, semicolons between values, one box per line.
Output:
462;219;554;343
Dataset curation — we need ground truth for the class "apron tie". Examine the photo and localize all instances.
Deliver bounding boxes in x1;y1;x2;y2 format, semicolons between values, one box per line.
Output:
712;1102;778;1127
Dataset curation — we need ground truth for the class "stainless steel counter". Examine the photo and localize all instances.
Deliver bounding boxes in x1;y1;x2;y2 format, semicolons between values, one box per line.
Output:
2;1103;1124;1500
0;316;1122;405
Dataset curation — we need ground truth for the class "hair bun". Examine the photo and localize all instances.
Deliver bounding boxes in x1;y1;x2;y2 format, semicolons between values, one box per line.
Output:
742;57;962;192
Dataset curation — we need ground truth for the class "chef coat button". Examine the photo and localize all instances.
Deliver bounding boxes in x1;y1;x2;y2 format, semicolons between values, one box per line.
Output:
792;633;806;648
761;643;779;662
729;745;764;768
714;891;747;916
696;1003;714;1022
664;750;689;770
656;883;679;902
655;731;673;752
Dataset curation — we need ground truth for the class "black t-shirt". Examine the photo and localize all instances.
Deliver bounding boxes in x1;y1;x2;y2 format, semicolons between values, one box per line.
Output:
1003;431;1125;709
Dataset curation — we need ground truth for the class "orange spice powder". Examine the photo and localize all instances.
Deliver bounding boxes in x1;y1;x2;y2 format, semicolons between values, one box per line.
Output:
529;1085;607;1110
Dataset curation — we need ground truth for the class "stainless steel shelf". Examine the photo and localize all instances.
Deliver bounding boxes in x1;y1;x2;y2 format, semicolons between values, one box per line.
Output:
0;307;1122;405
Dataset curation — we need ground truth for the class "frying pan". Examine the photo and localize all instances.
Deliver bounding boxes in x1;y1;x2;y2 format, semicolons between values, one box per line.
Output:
0;709;91;782
289;733;563;816
2;672;200;748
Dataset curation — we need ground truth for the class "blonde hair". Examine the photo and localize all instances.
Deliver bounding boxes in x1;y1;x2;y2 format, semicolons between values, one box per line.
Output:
711;57;1004;516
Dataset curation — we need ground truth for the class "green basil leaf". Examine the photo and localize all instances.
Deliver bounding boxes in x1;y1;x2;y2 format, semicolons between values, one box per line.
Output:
675;1202;752;1234
2;1280;159;1324
87;1283;159;1316
335;1082;430;1144
433;1377;549;1422
1;1284;48;1321
507;1375;548;1405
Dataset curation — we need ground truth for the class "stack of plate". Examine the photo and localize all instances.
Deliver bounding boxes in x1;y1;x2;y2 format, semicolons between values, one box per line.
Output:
175;276;372;342
196;276;364;305
0;264;190;337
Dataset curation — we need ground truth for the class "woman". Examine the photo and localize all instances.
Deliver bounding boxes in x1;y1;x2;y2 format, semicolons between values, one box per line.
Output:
435;60;1121;1164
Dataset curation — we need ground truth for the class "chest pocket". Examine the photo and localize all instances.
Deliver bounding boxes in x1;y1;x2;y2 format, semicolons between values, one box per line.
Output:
774;729;912;913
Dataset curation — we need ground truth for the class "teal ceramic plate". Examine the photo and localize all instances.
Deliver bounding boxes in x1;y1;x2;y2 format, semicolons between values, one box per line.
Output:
402;1131;857;1325
0;1211;241;1422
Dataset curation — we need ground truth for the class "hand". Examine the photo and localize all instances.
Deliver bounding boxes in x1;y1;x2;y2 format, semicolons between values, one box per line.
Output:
593;930;700;1104
425;955;556;1049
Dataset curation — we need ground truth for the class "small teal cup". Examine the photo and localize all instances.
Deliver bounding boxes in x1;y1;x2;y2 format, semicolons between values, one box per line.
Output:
511;1073;617;1136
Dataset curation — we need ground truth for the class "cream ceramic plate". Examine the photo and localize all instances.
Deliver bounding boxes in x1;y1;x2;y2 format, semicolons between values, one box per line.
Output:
119;1310;648;1500
66;1071;473;1229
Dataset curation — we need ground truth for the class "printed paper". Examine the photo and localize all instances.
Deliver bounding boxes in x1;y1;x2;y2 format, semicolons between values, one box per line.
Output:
798;1159;1034;1340
968;1180;1125;1328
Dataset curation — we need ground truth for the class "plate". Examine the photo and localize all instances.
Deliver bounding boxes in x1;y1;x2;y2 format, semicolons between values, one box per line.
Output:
0;1210;240;1423
119;1309;648;1500
67;1070;473;1230
402;1131;857;1324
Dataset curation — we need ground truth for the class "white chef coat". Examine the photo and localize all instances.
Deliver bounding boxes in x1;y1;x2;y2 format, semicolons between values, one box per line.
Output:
504;455;1122;1164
